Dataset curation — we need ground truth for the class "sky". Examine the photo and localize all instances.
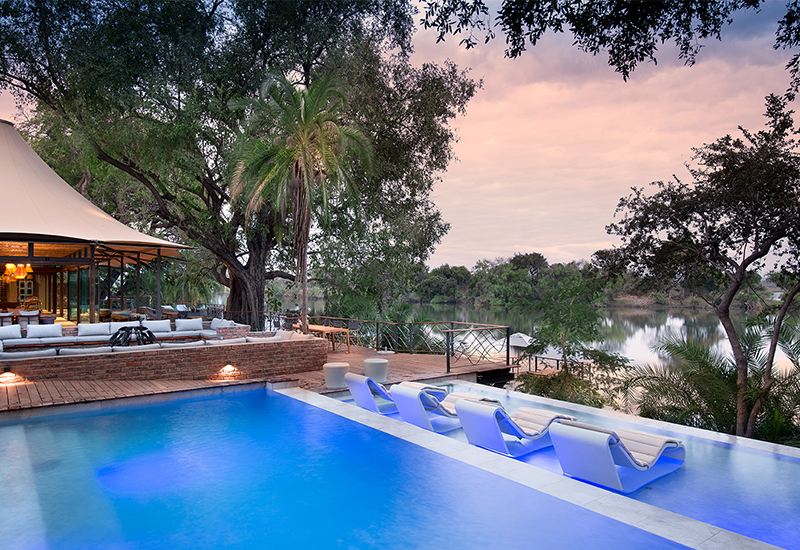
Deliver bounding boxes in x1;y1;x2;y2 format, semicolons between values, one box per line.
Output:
408;0;794;268
0;1;794;270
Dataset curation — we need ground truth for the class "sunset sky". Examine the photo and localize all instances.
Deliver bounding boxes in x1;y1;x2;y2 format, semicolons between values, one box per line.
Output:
0;1;795;270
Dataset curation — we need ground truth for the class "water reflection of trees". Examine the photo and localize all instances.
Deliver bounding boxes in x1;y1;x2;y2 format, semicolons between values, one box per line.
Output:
412;303;736;365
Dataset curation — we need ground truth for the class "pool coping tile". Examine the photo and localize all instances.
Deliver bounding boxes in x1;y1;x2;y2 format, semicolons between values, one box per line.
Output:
276;386;780;550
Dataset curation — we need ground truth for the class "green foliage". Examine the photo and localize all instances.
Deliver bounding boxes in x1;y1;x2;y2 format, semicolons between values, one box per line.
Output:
621;328;800;444
314;46;478;311
516;371;606;408
417;264;472;302
514;262;630;407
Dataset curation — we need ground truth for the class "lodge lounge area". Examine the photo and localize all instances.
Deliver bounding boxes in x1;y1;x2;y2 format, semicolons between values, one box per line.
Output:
0;118;186;327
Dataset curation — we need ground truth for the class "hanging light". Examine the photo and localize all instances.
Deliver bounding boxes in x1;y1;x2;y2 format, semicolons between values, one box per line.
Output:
25;264;33;274
3;264;13;277
14;264;26;279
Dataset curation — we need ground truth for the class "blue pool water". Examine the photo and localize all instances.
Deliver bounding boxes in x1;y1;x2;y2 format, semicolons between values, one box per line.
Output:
437;384;800;550
0;389;693;550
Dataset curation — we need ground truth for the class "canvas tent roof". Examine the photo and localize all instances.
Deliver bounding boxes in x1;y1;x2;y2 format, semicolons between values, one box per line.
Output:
0;119;186;264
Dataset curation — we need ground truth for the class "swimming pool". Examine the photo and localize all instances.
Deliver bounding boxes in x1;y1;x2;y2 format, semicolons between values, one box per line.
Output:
0;388;697;550
389;381;800;550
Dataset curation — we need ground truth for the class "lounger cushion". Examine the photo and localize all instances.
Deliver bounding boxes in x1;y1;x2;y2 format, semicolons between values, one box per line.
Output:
204;337;247;345
0;325;22;340
143;319;172;333
58;346;113;356
27;323;62;339
77;323;111;336
275;330;295;340
614;428;682;467
175;318;203;332
291;333;316;340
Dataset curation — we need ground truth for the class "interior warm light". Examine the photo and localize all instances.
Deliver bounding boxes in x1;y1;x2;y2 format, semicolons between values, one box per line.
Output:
14;264;26;279
25;263;33;274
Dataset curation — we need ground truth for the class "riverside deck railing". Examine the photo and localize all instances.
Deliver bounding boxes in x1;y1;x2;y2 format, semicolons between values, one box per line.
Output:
223;310;512;372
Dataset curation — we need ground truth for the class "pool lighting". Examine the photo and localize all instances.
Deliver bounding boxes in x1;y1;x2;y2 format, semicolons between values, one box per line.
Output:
218;364;239;379
0;371;24;385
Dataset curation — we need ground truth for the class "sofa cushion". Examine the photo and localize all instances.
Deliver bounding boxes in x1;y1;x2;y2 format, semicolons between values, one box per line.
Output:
204;337;247;345
77;322;111;337
2;337;34;346
0;325;22;340
112;343;162;352
275;330;295;340
143;319;172;333
0;348;57;359
109;321;140;333
160;340;205;348
291;333;316;340
58;346;113;356
175;317;204;332
246;335;282;343
27;323;62;339
199;329;218;339
35;336;76;345
75;335;112;343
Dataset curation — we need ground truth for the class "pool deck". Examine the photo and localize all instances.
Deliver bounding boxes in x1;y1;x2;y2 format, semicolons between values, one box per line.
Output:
0;345;510;418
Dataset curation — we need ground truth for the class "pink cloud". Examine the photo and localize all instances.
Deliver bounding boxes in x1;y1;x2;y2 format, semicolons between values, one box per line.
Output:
411;17;792;268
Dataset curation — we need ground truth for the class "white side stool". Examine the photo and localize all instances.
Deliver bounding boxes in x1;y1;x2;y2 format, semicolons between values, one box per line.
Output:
323;362;350;389
362;357;389;383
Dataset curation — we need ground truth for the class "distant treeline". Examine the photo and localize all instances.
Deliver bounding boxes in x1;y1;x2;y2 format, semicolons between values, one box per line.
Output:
414;252;773;311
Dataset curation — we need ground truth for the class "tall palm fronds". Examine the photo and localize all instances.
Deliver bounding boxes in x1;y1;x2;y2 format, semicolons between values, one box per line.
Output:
231;73;373;332
621;325;800;444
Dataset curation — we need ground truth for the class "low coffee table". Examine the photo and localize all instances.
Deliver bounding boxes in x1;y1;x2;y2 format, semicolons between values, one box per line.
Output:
108;326;157;347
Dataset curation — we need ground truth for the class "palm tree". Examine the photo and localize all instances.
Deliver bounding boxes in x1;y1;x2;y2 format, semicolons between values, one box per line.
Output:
231;74;372;333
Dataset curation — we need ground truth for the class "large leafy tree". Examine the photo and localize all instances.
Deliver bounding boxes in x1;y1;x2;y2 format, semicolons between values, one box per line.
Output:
0;0;473;328
231;74;372;333
314;40;478;311
603;95;800;437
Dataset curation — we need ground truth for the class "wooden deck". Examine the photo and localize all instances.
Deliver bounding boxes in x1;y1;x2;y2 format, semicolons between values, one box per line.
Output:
0;345;510;416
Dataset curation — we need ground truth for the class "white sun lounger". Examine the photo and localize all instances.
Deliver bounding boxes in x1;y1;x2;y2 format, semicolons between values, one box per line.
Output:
390;384;462;433
455;399;577;457
548;420;686;493
344;372;398;415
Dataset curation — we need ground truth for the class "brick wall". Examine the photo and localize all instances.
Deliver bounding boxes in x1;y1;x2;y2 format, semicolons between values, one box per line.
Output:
3;339;328;381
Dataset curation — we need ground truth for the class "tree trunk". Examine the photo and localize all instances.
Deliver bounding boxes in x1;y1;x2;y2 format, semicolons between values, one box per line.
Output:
716;271;747;436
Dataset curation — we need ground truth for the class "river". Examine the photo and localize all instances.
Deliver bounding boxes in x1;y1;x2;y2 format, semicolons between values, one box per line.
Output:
408;303;794;371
